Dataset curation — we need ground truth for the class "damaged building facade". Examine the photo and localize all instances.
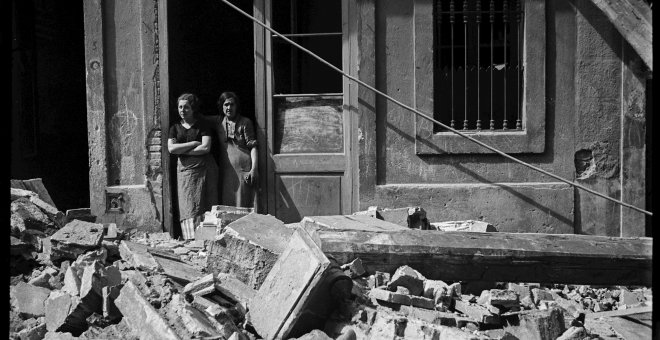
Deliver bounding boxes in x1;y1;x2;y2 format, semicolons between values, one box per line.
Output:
73;0;651;236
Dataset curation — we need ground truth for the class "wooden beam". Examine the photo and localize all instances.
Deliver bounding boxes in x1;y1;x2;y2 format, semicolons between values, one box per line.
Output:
308;229;652;286
589;0;652;72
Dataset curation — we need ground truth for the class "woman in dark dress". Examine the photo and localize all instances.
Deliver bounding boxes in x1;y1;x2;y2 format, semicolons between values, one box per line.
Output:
214;92;258;208
167;93;219;238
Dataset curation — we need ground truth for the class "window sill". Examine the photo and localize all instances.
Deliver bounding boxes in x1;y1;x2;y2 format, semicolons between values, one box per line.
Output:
415;126;545;154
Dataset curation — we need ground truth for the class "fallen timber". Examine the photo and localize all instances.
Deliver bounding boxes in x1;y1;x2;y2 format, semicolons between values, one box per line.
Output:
306;229;652;286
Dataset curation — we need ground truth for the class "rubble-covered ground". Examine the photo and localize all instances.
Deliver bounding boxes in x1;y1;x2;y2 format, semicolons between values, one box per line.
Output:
10;182;652;340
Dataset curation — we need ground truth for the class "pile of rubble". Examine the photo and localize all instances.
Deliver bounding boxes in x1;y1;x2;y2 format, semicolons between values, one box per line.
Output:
9;181;651;340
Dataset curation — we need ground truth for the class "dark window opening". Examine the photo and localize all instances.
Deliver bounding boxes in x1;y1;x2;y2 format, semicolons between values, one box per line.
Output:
433;0;524;132
271;0;342;95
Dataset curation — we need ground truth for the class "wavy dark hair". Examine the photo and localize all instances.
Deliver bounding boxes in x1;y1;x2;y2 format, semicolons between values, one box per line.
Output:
217;91;240;114
177;93;200;113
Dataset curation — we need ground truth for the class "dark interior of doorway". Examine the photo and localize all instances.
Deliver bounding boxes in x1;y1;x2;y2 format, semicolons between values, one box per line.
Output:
11;0;90;211
167;0;255;235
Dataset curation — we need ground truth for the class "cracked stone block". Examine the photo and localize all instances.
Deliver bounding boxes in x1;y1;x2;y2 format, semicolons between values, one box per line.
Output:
11;282;52;318
49;220;104;261
207;213;293;290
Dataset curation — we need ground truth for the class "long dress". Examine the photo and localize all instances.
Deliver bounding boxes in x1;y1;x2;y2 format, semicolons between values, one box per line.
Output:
169;121;219;239
216;115;258;208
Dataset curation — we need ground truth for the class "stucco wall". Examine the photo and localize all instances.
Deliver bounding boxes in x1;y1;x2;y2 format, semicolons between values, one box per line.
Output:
357;0;648;235
85;0;162;232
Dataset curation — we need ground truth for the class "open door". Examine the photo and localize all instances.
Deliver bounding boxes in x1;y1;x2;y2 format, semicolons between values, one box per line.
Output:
256;0;357;223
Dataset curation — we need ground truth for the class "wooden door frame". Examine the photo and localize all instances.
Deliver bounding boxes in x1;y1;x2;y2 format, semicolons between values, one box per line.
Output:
256;0;359;217
158;0;173;234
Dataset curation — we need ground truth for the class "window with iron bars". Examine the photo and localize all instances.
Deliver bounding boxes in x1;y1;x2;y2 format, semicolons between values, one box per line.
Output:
433;0;524;132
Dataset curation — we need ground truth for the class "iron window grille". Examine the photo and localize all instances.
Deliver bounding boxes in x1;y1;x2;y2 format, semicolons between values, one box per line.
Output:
433;0;524;132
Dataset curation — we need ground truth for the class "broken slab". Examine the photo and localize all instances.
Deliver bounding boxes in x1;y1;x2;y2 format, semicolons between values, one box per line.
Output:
21;178;58;209
118;241;162;272
302;214;408;233
308;230;652;285
49;220;104;261
153;252;203;284
249;228;344;340
114;281;180;340
11;282;52;318
206;213;294;289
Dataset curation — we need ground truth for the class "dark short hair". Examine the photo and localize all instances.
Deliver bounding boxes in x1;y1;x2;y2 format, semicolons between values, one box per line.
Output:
177;93;200;112
217;91;240;113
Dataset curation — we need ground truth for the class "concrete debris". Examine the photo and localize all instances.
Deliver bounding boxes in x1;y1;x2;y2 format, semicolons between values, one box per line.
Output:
9;191;653;340
49;220;104;261
114;281;180;340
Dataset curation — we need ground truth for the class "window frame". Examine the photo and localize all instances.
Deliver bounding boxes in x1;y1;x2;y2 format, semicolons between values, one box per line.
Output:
414;0;546;154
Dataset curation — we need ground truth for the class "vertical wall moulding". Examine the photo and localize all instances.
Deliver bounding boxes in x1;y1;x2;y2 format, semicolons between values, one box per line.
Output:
83;0;109;217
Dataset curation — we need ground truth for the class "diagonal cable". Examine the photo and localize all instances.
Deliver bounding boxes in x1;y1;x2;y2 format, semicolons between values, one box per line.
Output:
220;0;652;217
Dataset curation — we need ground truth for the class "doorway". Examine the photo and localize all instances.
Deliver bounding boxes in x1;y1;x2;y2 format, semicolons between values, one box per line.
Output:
166;0;255;235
